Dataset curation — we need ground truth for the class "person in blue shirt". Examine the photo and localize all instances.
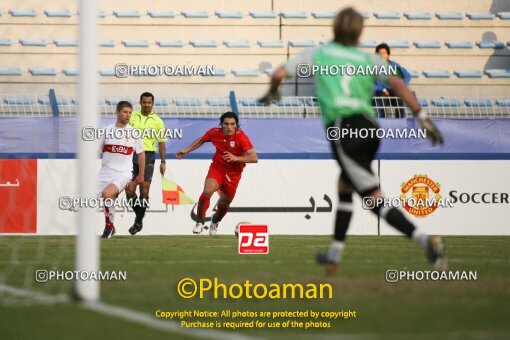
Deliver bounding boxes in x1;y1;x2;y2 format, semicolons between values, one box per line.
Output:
374;43;411;118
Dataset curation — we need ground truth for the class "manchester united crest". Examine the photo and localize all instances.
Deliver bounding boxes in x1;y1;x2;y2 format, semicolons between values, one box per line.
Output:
400;175;442;217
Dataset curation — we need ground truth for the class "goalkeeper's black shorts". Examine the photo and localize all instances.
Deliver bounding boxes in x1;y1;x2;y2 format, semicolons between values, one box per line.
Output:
329;114;380;196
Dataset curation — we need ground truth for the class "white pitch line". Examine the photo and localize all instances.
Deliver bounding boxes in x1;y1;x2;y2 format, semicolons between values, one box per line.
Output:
0;284;260;340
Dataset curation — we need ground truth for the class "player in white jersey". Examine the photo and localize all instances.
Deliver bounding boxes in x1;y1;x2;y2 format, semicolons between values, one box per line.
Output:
99;101;145;238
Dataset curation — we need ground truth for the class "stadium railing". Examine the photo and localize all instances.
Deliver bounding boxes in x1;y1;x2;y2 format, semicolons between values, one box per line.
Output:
1;93;509;118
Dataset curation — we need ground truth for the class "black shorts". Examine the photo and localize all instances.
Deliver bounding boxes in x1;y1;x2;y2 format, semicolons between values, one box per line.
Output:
132;151;156;182
329;114;380;196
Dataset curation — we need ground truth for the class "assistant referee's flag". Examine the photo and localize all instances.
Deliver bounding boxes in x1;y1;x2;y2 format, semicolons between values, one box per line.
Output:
161;177;195;205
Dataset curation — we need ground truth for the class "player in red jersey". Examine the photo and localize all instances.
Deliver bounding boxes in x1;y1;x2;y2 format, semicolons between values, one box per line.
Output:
176;112;258;235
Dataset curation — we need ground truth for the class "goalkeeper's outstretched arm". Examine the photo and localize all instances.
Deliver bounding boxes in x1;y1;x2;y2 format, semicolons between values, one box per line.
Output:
259;67;287;105
175;137;205;159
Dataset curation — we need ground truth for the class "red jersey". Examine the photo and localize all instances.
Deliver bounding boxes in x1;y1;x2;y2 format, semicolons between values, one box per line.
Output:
201;128;254;173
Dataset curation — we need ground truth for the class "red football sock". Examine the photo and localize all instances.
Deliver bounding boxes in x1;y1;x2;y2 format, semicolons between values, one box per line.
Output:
197;193;211;224
104;207;114;230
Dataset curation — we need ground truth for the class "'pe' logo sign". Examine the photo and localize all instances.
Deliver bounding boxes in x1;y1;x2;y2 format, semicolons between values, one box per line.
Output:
238;225;269;254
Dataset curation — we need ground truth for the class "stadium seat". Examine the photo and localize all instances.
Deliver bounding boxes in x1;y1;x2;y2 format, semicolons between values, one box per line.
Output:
174;98;201;106
206;98;230;106
62;68;78;76
4;97;34;105
280;11;307;19
54;39;79;47
0;67;22;76
241;98;265;106
359;40;377;48
408;70;420;78
19;38;47;47
311;11;336;19
249;10;276;18
423;70;450;78
304;98;319;106
360;12;371;19
98;10;108;18
122;39;149;47
485;69;510;78
9;9;36;17
466;12;495;20
497;12;510;20
496;99;510;107
289;40;315;47
38;97;69;105
436;12;463;20
277;98;301;106
432;99;460;107
374;12;401;19
257;40;284;48
385;40;409;48
223;40;250;48
147;10;175;18
404;12;432;20
44;9;72;17
113;10;140;18
418;99;429;107
98;68;115;76
414;40;441;49
181;10;209;18
205;68;225;76
454;70;483;78
153;98;169;106
98;39;115;47
464;99;493;107
215;10;242;19
476;41;505;49
104;97;133;105
0;38;12;46
232;68;260;77
263;69;273;76
445;41;473;49
29;68;57;76
189;40;217;47
156;39;183;47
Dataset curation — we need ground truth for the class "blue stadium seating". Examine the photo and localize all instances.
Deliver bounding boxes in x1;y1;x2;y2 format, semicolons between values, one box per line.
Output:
4;97;34;105
485;69;510;78
277;98;302;106
496;99;510;107
249;11;276;18
189;40;217;47
466;12;495;20
62;68;78;76
29;68;57;76
311;11;336;19
280;11;307;19
385;40;409;48
289;40;315;47
19;38;47;47
408;70;420;78
360;12;371;19
215;10;243;19
38;97;69;105
113;10;140;18
205;68;225;76
232;69;260;77
454;70;483;78
0;67;22;76
174;98;201;106
241;98;264;106
98;39;115;47
122;39;149;47
414;40;441;49
497;12;510;20
0;38;12;46
304;98;318;107
54;39;78;47
181;10;209;18
404;12;432;20
257;40;284;48
44;9;71;17
436;12;463;20
374;12;401;19
98;69;115;76
156;39;183;47
359;40;377;48
153;98;169;106
9;9;36;17
206;98;230;106
223;40;250;48
418;99;429;107
464;99;493;107
476;41;505;49
445;41;473;49
432;99;460;107
105;97;133;105
147;10;175;18
423;70;450;78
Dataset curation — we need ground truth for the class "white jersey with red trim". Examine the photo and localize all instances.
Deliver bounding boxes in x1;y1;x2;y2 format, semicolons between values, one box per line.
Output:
100;123;144;174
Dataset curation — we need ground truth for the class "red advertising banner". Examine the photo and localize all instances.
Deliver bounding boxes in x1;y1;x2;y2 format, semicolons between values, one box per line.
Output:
0;159;37;233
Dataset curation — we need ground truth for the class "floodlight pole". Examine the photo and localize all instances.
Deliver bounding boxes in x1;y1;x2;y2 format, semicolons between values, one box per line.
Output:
75;0;99;302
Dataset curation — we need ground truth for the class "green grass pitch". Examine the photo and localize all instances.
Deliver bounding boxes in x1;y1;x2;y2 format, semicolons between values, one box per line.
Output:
0;235;509;339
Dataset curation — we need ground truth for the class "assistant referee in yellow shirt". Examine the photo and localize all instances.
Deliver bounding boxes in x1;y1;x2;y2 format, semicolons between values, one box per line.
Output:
125;92;167;235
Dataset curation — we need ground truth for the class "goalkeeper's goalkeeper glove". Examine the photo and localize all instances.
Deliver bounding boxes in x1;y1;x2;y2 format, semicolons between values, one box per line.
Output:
258;91;281;106
416;110;444;145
